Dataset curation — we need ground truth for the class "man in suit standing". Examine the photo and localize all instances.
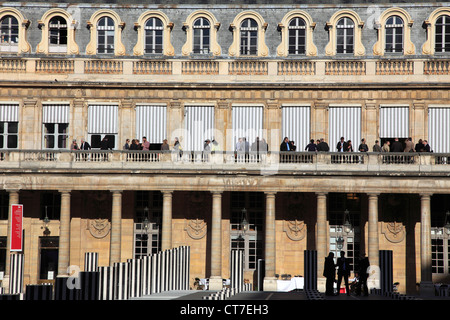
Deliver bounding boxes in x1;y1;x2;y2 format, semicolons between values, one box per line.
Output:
357;254;370;296
336;137;347;152
336;251;351;296
80;138;91;150
323;252;336;296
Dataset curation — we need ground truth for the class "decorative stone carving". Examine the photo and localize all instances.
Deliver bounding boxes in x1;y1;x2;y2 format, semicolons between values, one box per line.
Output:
185;218;207;239
88;218;111;239
284;219;306;241
381;221;405;243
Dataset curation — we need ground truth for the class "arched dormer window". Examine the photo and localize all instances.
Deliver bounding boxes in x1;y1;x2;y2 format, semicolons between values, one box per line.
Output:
325;10;365;56
373;8;414;56
228;11;268;57
182;10;220;56
133;11;174;56
277;10;317;57
37;9;78;55
86;10;125;56
385;15;404;53
422;8;450;55
0;8;30;54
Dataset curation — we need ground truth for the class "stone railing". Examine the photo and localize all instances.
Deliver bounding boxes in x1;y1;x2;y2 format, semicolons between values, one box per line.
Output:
0;57;448;82
1;150;449;174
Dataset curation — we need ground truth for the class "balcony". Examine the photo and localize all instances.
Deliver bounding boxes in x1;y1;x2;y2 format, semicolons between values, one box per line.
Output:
0;57;447;86
0;150;449;176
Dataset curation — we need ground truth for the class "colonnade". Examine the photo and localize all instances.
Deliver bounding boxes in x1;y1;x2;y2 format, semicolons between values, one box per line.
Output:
2;188;434;294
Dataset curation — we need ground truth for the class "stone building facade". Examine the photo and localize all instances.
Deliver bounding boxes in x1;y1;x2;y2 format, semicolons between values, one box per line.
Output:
0;0;449;295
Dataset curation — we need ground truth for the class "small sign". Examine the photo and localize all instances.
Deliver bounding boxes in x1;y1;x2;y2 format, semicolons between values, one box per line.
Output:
10;204;23;252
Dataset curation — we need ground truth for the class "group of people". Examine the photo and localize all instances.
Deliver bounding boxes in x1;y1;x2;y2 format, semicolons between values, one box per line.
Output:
323;251;371;297
279;136;433;154
123;136;171;151
236;137;268;153
280;137;330;152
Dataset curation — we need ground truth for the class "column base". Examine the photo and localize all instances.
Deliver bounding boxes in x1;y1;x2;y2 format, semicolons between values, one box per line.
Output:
263;277;277;291
1;275;9;293
208;276;223;291
419;281;435;297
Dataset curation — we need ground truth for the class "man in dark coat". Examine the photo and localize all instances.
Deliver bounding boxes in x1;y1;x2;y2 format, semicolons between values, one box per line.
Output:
280;137;290;151
336;251;351;295
391;138;403;153
317;138;329;152
323;252;336;296
357;254;370;296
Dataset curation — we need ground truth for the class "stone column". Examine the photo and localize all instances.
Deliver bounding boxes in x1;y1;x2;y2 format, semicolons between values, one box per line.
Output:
5;190;20;276
420;193;434;296
58;190;71;275
209;191;223;290
316;192;328;292
367;193;379;289
109;191;122;266
263;192;277;291
161;191;173;251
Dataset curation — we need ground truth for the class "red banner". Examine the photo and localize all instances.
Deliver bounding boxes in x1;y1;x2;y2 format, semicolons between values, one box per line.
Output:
10;204;23;252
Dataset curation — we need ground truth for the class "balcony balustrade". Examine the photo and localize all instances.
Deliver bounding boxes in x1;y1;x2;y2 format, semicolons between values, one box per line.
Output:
1;150;449;175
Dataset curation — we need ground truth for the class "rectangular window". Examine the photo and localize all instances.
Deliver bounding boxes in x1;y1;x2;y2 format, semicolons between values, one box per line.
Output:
88;104;118;149
39;236;59;280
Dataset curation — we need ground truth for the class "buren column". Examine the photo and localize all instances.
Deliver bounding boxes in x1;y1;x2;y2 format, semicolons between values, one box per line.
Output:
161;190;173;251
209;191;223;290
316;192;328;292
58;190;71;275
263;192;277;291
5;189;20;277
110;190;122;265
420;193;434;296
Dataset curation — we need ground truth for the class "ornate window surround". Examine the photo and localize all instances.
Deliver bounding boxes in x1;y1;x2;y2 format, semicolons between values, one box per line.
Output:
0;7;31;54
36;9;79;55
133;10;174;56
325;9;365;56
422;7;450;55
181;10;221;56
277;10;317;57
86;10;125;56
373;7;415;56
228;10;268;57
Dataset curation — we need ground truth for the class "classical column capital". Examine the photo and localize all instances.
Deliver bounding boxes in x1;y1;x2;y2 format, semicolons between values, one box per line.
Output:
315;192;328;197
111;190;123;194
264;191;277;196
420;193;433;199
58;189;72;194
211;191;224;196
367;192;380;198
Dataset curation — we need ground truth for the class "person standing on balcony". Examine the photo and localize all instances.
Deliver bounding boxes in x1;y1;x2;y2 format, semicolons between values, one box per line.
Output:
345;140;353;152
161;139;170;151
423;140;432;152
141;137;150;151
381;140;390;152
80;138;91;150
280;137;290;151
305;139;317;151
317;138;329;152
372;140;382;152
70;139;79;150
123;139;130;150
391;138;403;153
404;137;414;153
358;138;368;152
415;139;425;152
336;137;346;152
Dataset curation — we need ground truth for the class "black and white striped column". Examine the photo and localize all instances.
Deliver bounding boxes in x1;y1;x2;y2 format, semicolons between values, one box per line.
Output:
127;258;142;298
379;250;393;294
84;252;99;272
9;253;24;294
113;262;130;300
25;284;53;300
304;250;317;290
98;266;114;300
79;271;99;300
230;250;244;292
141;255;152;296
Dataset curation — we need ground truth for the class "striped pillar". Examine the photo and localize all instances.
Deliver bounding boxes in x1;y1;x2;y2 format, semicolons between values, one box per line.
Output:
379;250;393;294
98;266;114;300
263;192;277;291
161;191;173;251
58;190;71;275
25;284;53;301
5;189;19;277
127;258;142;298
209;192;223;290
113;262;129;300
9;253;24;294
84;252;99;272
110;191;122;266
79;271;99;300
141;255;152;296
230;249;244;292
